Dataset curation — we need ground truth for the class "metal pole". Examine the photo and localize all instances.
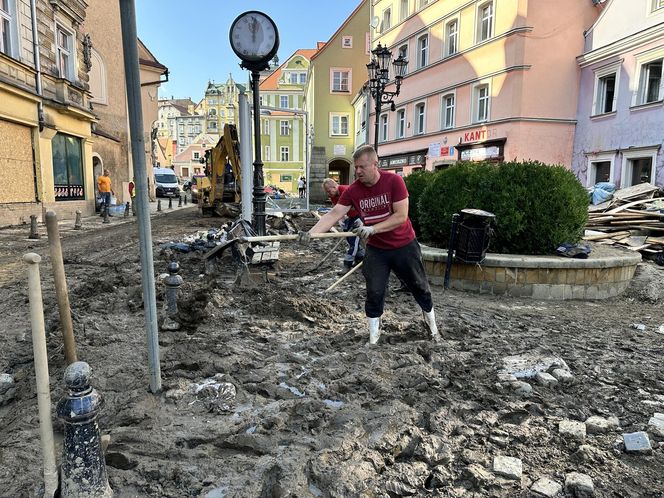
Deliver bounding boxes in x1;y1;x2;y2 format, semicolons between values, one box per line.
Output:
444;213;460;289
250;70;266;236
238;90;253;222
45;211;78;364
23;253;58;497
119;0;161;393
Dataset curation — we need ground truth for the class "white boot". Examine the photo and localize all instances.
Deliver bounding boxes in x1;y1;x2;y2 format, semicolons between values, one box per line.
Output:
423;309;441;342
367;317;381;345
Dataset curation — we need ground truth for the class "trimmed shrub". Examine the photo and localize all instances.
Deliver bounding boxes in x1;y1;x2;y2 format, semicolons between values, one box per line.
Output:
404;169;436;235
417;160;589;255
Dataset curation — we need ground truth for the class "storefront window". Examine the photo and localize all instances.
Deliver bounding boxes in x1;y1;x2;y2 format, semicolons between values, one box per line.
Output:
52;133;85;201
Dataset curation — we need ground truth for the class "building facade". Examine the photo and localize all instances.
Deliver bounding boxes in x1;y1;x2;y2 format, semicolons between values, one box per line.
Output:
258;49;315;194
196;76;244;136
369;0;600;176
171;134;216;179
572;0;664;188
305;0;370;202
0;0;95;226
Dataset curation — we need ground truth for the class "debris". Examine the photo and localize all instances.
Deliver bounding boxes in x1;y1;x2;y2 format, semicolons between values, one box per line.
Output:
559;420;586;442
631;323;646;331
564;472;595;497
551;368;575;384
648;414;664;438
535;371;558;388
500;354;569;379
0;373;16;406
585;415;620;434
622;431;652;454
510;381;533;397
492;455;522;480
531;477;562;497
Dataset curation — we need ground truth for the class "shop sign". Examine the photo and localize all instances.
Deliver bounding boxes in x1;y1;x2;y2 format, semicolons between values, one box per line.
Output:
460;146;501;161
379;151;427;169
428;142;441;157
461;128;498;143
408;152;426;165
441;146;455;156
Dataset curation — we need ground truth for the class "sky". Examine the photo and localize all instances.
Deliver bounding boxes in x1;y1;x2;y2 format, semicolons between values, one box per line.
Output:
135;0;364;102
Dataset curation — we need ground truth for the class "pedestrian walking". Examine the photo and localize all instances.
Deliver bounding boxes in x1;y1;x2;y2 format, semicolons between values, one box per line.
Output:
322;178;364;274
299;145;439;345
298;176;306;198
97;169;114;217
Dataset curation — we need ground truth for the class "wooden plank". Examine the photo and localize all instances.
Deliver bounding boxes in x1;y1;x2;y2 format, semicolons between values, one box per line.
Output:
612;183;659;201
607;197;660;214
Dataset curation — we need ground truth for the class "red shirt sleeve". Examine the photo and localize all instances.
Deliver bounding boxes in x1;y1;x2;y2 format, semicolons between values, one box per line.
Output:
337;185;353;206
392;174;409;203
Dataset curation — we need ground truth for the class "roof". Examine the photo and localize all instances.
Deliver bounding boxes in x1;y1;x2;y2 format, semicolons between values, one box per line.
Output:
137;38;168;73
259;48;318;91
311;0;366;61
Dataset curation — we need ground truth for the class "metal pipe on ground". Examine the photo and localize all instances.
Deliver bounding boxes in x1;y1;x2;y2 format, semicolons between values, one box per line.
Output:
45;211;78;364
23;253;59;497
239;232;354;243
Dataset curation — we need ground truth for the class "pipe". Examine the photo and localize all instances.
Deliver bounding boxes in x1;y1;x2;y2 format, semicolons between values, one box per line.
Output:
119;0;161;393
23;253;59;497
29;0;45;130
239;231;354;243
238;90;253;222
45;211;78;364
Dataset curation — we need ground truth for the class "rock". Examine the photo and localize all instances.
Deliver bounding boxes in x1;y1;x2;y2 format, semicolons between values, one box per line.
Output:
551;368;574;384
414;434;452;465
489;434;509;448
0;373;16;406
585;415;619;434
565;472;594;497
531;477;563;497
511;381;533;397
462;463;494;489
559;420;586;442
571;445;604;464
630;323;646;331
492;455;522;480
648;414;664;438
535;371;558;388
623;431;652;454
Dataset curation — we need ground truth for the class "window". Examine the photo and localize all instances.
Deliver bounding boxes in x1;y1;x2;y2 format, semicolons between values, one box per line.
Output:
652;0;664;12
635;58;663;105
330;113;349;136
299;73;306;84
381;8;391;32
442;93;455;129
289;73;298;84
342;36;353;48
52;133;84;201
415;103;425;134
398;45;408;75
400;0;409;21
208;98;217;105
208;108;217;116
477;2;494;42
593;66;618;115
446;19;459;56
265;145;271;161
379;113;388;142
259;95;263;105
262;119;270;135
280;95;289;108
280;120;290;136
208;121;217;130
473;83;490;122
0;0;14;57
56;25;74;80
182;167;189;177
331;69;350;92
419;0;430;8
586;152;616;186
417;35;428;69
280;146;289;161
621;149;658;187
417;35;429;69
396;109;406;138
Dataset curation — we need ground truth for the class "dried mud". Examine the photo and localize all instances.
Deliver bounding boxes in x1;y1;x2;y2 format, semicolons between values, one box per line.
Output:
0;208;663;497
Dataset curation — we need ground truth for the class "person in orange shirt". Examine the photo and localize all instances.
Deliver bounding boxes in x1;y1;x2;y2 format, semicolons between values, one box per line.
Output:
97;169;114;215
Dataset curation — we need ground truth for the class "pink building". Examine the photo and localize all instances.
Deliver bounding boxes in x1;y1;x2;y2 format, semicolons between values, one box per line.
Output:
369;0;602;174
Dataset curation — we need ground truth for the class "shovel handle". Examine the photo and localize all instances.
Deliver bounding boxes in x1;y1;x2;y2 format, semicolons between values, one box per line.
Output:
239;232;354;243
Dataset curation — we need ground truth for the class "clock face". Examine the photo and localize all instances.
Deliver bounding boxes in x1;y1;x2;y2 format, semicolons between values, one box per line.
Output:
230;11;279;63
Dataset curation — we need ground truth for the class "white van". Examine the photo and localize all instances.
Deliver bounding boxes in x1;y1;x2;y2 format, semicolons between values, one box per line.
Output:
153;167;180;198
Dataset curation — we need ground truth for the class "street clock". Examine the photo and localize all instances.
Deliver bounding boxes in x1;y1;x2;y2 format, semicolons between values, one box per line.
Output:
229;11;279;69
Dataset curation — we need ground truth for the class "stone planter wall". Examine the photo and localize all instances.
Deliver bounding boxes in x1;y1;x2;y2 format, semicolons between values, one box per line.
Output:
421;246;641;300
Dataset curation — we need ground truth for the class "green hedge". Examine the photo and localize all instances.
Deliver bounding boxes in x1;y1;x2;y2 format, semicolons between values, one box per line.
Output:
403;169;435;235
416;161;588;255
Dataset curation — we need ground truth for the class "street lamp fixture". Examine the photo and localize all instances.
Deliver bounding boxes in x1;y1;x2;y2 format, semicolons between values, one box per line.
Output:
367;43;408;152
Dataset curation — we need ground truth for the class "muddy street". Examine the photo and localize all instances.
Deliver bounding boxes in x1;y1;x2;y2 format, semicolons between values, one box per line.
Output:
0;208;663;497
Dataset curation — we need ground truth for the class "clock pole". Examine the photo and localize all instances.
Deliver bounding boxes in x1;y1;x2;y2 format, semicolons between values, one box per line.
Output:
249;69;267;236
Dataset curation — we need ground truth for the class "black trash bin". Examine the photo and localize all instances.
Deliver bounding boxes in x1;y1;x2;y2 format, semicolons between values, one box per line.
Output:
455;208;495;263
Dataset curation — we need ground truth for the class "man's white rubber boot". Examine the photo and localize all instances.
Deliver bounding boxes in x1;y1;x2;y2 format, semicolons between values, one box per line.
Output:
423;309;441;342
368;317;381;345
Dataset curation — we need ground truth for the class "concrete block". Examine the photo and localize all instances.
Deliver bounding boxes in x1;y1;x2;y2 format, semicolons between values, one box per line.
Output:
585;415;619;434
565;472;594;497
511;381;533;397
532;284;551;299
492;455;522;480
648;416;664;438
623;431;652;454
551;368;574;384
535;371;558;388
531;477;562;497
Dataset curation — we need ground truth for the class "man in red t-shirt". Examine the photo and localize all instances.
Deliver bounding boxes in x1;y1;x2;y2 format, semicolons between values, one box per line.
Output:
323;178;365;274
299;145;440;345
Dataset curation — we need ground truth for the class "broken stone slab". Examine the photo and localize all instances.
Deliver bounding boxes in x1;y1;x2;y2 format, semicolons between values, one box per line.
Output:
585;415;620;434
462;463;494;489
565;472;594;497
492;455;522;480
510;381;533;397
648;413;664;438
531;476;562;497
500;354;569;379
551;368;575;384
414;434;452;465
535;371;558;388
623;431;652;454
559;420;587;442
0;373;16;406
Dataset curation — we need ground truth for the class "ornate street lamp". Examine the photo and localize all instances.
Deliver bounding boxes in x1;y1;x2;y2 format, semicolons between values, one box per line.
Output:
367;43;408;153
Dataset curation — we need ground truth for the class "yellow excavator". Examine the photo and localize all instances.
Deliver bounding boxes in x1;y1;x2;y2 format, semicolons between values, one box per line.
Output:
195;124;242;216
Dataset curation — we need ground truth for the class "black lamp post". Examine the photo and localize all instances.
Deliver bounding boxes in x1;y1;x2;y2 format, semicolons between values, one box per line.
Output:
367;43;408;153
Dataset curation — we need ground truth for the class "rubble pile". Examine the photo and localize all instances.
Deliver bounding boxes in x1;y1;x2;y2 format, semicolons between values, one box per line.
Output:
585;183;664;263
